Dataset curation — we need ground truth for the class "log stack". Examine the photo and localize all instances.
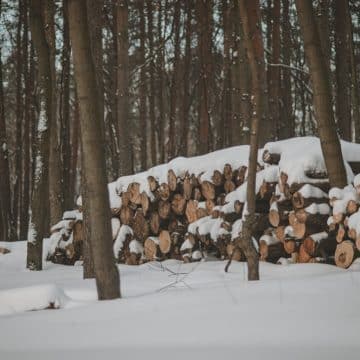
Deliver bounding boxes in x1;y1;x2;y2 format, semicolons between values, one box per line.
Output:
47;139;360;269
327;181;360;268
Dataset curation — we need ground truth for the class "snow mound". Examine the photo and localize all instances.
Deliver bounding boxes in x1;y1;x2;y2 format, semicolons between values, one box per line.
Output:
0;284;69;316
264;136;357;184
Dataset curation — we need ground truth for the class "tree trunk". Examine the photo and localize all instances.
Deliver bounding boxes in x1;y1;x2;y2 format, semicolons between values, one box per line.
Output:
179;1;192;156
230;0;251;146
13;0;24;239
116;0;132;176
60;0;73;210
45;0;63;227
68;0;120;299
278;0;294;139
168;1;181;160
196;0;212;154
0;7;16;242
27;0;52;270
138;1;147;170
156;0;165;163
334;0;352;141
295;0;347;189
237;0;265;281
20;0;30;240
146;0;156;166
268;0;280;138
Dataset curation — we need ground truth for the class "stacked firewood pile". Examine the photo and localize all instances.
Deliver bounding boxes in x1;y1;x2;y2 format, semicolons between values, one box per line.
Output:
47;138;360;269
327;176;360;268
258;150;335;264
48;161;257;265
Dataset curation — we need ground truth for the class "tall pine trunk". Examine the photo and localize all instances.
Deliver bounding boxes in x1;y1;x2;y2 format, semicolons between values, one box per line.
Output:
27;0;52;270
116;0;132;176
334;0;352;141
295;0;347;188
68;0;120;299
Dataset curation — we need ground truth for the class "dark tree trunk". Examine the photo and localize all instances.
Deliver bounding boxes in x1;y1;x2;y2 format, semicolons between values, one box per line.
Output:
230;0;251;146
13;0;24;239
116;0;132;176
156;0;165;163
20;0;30;240
60;0;73;210
45;0;63;227
168;0;181;160
68;0;120;299
0;5;16;242
196;0;212;154
146;0;156;166
27;0;52;270
268;0;280;138
278;0;294;139
138;1;147;170
334;0;352;141
179;0;192;156
295;0;347;188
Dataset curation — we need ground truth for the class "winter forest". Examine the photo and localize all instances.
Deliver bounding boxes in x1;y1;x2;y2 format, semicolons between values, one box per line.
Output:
1;0;360;359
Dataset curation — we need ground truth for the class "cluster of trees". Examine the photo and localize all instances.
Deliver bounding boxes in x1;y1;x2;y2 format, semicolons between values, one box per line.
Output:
0;0;359;295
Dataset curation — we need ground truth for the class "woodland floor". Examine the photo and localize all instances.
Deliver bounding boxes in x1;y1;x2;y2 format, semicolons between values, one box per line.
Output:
1;240;360;360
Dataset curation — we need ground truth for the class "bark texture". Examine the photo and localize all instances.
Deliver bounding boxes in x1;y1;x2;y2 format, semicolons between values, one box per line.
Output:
295;0;347;189
68;0;120;299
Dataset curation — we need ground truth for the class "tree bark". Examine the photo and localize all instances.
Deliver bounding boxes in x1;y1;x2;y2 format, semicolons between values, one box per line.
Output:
230;0;251;146
13;0;24;239
295;0;347;188
27;0;52;270
268;0;280;138
278;0;294;139
60;0;73;210
334;0;352;141
196;0;212;154
237;0;265;281
68;0;120;299
116;0;132;176
20;0;30;240
146;0;156;166
0;6;16;242
168;0;181;160
138;0;147;170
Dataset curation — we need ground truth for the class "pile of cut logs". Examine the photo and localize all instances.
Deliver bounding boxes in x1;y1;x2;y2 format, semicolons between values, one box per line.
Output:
48;149;360;269
327;180;360;268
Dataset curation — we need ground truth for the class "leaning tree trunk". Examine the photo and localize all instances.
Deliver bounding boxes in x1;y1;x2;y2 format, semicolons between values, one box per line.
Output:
295;0;347;189
237;0;266;281
27;0;52;270
68;0;120;300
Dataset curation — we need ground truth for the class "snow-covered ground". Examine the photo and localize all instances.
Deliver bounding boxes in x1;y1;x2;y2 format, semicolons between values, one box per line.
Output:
1;240;360;360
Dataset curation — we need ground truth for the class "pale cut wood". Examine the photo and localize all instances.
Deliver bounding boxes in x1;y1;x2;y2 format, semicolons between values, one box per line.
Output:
167;169;177;191
120;206;133;225
128;182;141;204
144;237;159;260
171;194;186;215
335;240;356;268
212;170;223;186
223;164;232;180
159;230;171;254
201;180;215;200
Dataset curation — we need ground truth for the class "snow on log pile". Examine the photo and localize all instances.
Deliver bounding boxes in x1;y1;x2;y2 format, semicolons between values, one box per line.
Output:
47;137;360;268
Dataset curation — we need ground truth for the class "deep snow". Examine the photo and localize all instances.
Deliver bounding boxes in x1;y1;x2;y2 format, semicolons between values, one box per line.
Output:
1;240;360;360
